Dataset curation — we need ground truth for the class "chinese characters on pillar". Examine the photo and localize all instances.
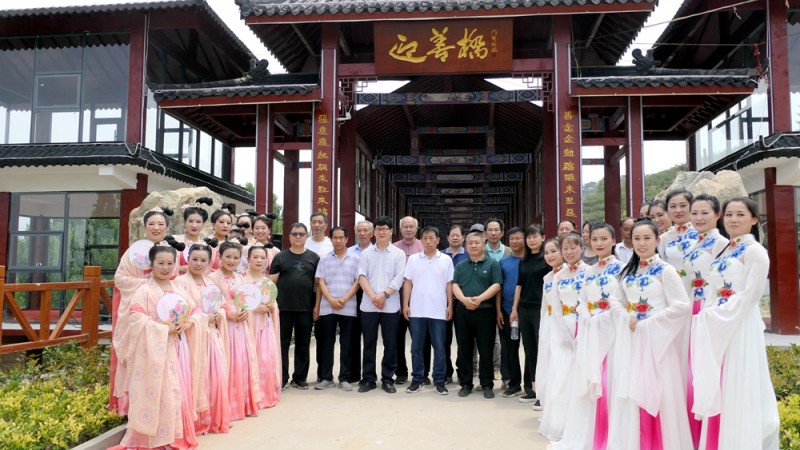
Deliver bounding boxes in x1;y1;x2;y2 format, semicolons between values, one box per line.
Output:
559;106;581;222
375;19;512;76
313;110;333;218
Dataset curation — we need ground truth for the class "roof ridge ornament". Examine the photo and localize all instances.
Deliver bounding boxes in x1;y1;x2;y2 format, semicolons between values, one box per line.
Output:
632;48;660;72
248;58;271;83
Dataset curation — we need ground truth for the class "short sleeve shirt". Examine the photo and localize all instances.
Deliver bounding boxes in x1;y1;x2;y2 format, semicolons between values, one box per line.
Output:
358;244;406;313
403;251;454;320
315;251;360;317
269;249;319;312
453;255;503;298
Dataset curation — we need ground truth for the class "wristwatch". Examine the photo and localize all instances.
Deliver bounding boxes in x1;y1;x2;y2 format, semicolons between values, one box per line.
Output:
383;291;391;298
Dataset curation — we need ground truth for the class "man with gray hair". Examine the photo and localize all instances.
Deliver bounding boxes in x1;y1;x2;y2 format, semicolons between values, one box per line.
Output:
347;219;374;383
392;216;424;385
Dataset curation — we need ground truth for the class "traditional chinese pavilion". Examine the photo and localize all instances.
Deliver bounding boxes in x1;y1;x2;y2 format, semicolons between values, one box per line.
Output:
1;0;799;333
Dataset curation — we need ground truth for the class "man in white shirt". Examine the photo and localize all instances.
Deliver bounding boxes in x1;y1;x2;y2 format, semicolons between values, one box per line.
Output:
392;216;423;385
402;226;454;395
347;220;374;384
305;211;334;257
615;217;635;263
357;216;406;394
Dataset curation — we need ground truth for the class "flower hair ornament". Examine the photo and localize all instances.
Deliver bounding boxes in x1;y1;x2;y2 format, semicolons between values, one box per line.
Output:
251;241;274;250
227;236;249;246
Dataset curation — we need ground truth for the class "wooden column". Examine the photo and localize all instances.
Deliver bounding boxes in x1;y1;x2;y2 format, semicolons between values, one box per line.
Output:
118;173;148;257
767;0;791;132
267;144;276;215
604;145;622;236
339;118;357;246
125;14;147;143
0;192;9;266
283;152;299;228
255;104;271;213
765;167;800;334
312;23;339;222
626;96;644;217
542;109;558;235
553;16;582;227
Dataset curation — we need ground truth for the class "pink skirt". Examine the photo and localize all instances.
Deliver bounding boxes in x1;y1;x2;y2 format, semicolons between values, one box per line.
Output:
227;320;259;420
206;326;232;433
255;312;281;409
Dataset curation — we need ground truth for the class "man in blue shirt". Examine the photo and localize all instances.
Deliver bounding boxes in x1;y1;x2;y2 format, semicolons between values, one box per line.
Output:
497;226;525;397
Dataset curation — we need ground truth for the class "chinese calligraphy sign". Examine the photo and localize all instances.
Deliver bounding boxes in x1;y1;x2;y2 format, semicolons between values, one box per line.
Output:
376;19;512;76
558;105;581;221
313;108;334;217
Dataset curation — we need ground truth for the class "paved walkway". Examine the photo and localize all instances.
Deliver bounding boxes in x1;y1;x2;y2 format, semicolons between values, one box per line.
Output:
198;336;550;449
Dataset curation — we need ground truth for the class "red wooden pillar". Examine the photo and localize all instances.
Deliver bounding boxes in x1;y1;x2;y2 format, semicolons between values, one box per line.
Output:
765;167;800;334
553;16;582;227
283;152;299;228
0;192;10;266
255;104;271;213
626;96;644;217
267;144;276;215
312;23;339;223
604;145;622;236
119;173;148;256
339;118;357;246
542;109;558;235
125;14;147;143
767;0;791;132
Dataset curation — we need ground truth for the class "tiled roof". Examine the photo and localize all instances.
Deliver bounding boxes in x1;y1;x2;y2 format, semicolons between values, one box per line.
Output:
0;142;253;204
573;67;758;89
151;73;319;101
238;0;657;17
702;133;800;173
0;0;253;61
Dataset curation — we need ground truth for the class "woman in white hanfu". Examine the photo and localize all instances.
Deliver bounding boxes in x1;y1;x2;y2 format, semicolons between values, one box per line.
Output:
559;223;624;450
680;194;729;450
538;233;587;441
533;237;565;413
691;197;779;450
616;219;692;450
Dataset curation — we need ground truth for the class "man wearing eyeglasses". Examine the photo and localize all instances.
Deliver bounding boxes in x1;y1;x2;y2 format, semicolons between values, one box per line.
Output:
269;222;320;390
357;216;406;394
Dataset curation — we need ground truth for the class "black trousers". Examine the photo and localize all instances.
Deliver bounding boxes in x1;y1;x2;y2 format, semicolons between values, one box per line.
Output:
498;309;522;389
454;303;495;388
518;304;541;393
348;289;363;383
423;316;455;379
279;310;313;385
395;296;410;378
315;314;354;382
361;311;400;384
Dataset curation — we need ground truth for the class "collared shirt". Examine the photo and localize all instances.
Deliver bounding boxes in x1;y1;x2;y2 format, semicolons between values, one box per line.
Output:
615;242;634;264
443;246;469;267
486;242;510;262
499;254;522;314
315;250;360;317
306;237;334;257
394;238;424;260
348;242;374;256
404;250;454;320
453;254;502;299
358;244;406;313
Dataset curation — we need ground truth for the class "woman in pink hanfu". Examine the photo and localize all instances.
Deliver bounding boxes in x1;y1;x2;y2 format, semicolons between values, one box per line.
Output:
616;219;692;450
174;239;232;435
539;233;588;442
208;239;261;420
111;242;205;450
560;223;624;450
534;238;565;414
243;244;282;409
208;208;234;273
173;198;213;275
692;198;779;450
680;194;729;450
252;215;281;269
111;207;174;415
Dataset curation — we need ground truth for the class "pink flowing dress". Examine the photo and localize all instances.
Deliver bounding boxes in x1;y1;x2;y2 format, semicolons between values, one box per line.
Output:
244;272;282;409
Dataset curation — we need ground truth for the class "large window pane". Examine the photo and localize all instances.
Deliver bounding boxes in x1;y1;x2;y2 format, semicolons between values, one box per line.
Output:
81;39;129;142
36;40;82;73
34;111;80;143
199;131;212;172
9;234;62;269
790;21;800;132
12;194;66;231
214;139;223;178
0;38;35;144
35;74;81;108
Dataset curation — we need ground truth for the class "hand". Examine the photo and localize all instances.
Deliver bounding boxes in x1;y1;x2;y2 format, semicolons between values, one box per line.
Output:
463;297;478;311
255;303;270;314
509;310;518;324
496;311;504;329
267;302;278;313
176;320;193;334
167;321;179;336
236;310;249;322
214;311;224;325
330;298;344;310
208;316;217;326
371;293;386;310
403;306;410;320
629;316;638;331
313;306;320;321
445;306;453;321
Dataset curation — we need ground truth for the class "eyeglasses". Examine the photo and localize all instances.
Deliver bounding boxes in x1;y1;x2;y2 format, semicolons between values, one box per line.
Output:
290;232;307;237
236;223;250;229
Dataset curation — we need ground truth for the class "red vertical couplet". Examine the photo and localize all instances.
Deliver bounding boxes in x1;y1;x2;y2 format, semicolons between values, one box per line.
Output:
557;103;582;225
314;23;339;223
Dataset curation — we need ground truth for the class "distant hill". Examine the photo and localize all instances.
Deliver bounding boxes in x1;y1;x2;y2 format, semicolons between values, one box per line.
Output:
582;164;687;222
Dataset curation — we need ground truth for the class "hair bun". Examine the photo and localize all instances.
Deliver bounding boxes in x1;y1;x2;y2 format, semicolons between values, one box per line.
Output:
161;206;174;217
240;237;249;246
196;197;213;206
204;237;219;248
221;203;236;214
265;212;278;220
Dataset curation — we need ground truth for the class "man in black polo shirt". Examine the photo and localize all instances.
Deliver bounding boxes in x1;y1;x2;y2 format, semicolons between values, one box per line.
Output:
452;224;502;398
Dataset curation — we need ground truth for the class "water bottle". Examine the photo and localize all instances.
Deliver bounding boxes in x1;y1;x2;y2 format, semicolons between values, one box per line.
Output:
510;320;519;340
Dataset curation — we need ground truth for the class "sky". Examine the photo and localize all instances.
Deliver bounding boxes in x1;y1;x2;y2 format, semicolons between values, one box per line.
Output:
7;0;689;219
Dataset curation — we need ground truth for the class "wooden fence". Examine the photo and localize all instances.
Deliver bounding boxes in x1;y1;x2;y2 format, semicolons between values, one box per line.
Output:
0;266;113;355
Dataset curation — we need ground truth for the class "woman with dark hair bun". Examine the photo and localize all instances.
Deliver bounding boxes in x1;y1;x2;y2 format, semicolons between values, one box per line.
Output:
648;199;672;235
659;190;699;290
691;197;778;449
534;237;564;413
209;208;234;273
175;198;213;274
615;219;692;449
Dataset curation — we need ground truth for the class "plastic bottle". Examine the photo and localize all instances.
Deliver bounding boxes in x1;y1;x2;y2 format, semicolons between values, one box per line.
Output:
510;320;519;340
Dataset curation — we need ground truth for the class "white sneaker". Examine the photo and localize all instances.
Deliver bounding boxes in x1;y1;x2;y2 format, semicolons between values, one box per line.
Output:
339;381;353;391
315;380;336;390
532;399;543;411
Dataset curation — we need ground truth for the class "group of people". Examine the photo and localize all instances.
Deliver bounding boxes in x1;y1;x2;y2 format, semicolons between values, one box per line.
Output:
108;190;780;450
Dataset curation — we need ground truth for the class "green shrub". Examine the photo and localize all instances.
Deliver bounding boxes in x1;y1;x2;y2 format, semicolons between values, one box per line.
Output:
780;394;800;450
767;345;800;400
0;343;124;450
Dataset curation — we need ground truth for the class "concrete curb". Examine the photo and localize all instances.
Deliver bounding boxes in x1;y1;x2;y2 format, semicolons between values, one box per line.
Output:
71;424;126;450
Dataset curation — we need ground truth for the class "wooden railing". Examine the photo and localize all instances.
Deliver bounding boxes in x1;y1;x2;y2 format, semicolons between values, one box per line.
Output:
0;266;114;355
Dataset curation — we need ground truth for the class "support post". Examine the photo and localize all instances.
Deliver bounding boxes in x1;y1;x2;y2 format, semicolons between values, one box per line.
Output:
312;23;339;223
0;192;9;266
283;152;300;229
339;118;357;246
255;104;271;213
626;96;644;217
125;14;147;143
604;145;622;236
767;0;791;132
118;173;148;257
542;110;558;234
82;266;102;348
765;167;800;334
